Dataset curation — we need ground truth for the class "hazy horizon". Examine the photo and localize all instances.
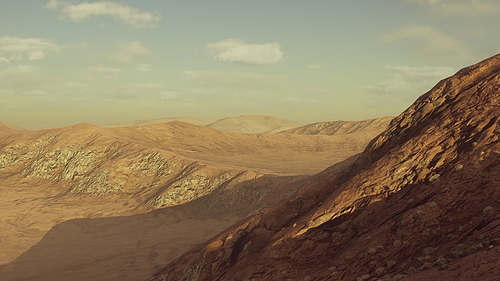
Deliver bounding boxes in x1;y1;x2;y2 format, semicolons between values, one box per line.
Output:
1;0;499;128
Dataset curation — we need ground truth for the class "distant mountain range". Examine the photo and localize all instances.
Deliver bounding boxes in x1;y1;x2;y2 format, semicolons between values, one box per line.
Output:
204;115;302;134
0;122;27;137
0;114;388;280
280;116;393;136
102;117;216;128
20;115;393;136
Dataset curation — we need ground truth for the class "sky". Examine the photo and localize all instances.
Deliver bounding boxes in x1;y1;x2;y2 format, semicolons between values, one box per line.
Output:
0;0;499;128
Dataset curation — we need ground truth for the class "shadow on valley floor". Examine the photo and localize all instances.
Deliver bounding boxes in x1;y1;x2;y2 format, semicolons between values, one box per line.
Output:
0;171;318;281
0;208;237;281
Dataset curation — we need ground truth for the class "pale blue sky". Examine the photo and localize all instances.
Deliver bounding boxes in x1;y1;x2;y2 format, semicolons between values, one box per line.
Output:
1;0;499;128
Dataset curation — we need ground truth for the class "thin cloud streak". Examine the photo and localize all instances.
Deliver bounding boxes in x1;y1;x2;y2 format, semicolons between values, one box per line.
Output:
404;0;500;16
385;65;456;79
206;39;283;66
365;64;455;96
381;25;471;60
87;66;122;79
0;36;60;63
108;41;151;65
45;0;160;29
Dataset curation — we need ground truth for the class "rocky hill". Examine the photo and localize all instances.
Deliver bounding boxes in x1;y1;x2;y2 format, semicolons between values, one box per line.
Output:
0;118;379;280
102;117;216;128
204;115;302;134
279;116;393;136
0;123;27;137
149;55;500;281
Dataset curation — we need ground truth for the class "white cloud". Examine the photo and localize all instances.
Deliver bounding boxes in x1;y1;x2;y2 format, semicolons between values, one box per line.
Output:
136;63;151;73
45;0;59;10
45;0;160;29
108;41;151;64
0;64;36;74
366;73;409;96
385;65;456;79
406;0;442;4
0;65;60;102
62;81;89;88
381;25;470;60
87;66;122;78
362;64;456;113
21;89;49;96
306;64;324;69
285;96;320;104
365;65;455;96
0;36;60;63
404;0;500;16
159;91;181;101
206;39;283;66
125;82;163;89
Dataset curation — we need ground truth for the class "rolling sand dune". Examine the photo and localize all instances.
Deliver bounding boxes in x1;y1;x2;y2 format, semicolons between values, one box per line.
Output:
204;115;302;134
102;117;216;128
0;123;27;137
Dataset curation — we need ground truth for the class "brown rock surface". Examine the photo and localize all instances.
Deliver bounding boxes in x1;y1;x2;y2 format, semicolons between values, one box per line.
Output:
279;116;393;136
102;117;216;128
0;115;380;279
0;122;27;137
149;54;500;281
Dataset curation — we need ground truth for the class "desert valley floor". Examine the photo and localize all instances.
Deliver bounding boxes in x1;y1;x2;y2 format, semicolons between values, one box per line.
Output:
0;115;391;280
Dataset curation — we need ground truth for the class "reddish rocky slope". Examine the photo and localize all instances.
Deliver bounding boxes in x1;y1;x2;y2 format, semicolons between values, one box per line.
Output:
149;54;500;281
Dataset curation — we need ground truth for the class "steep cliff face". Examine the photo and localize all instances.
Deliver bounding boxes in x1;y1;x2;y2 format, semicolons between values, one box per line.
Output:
279;116;393;136
149;54;500;281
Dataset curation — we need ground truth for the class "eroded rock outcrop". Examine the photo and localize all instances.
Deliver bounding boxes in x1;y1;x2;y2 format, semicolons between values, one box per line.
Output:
149;55;500;281
1;117;382;204
279;116;393;136
0;128;250;203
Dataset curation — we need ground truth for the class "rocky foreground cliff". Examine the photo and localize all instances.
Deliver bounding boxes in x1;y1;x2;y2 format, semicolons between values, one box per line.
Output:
149;55;500;281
